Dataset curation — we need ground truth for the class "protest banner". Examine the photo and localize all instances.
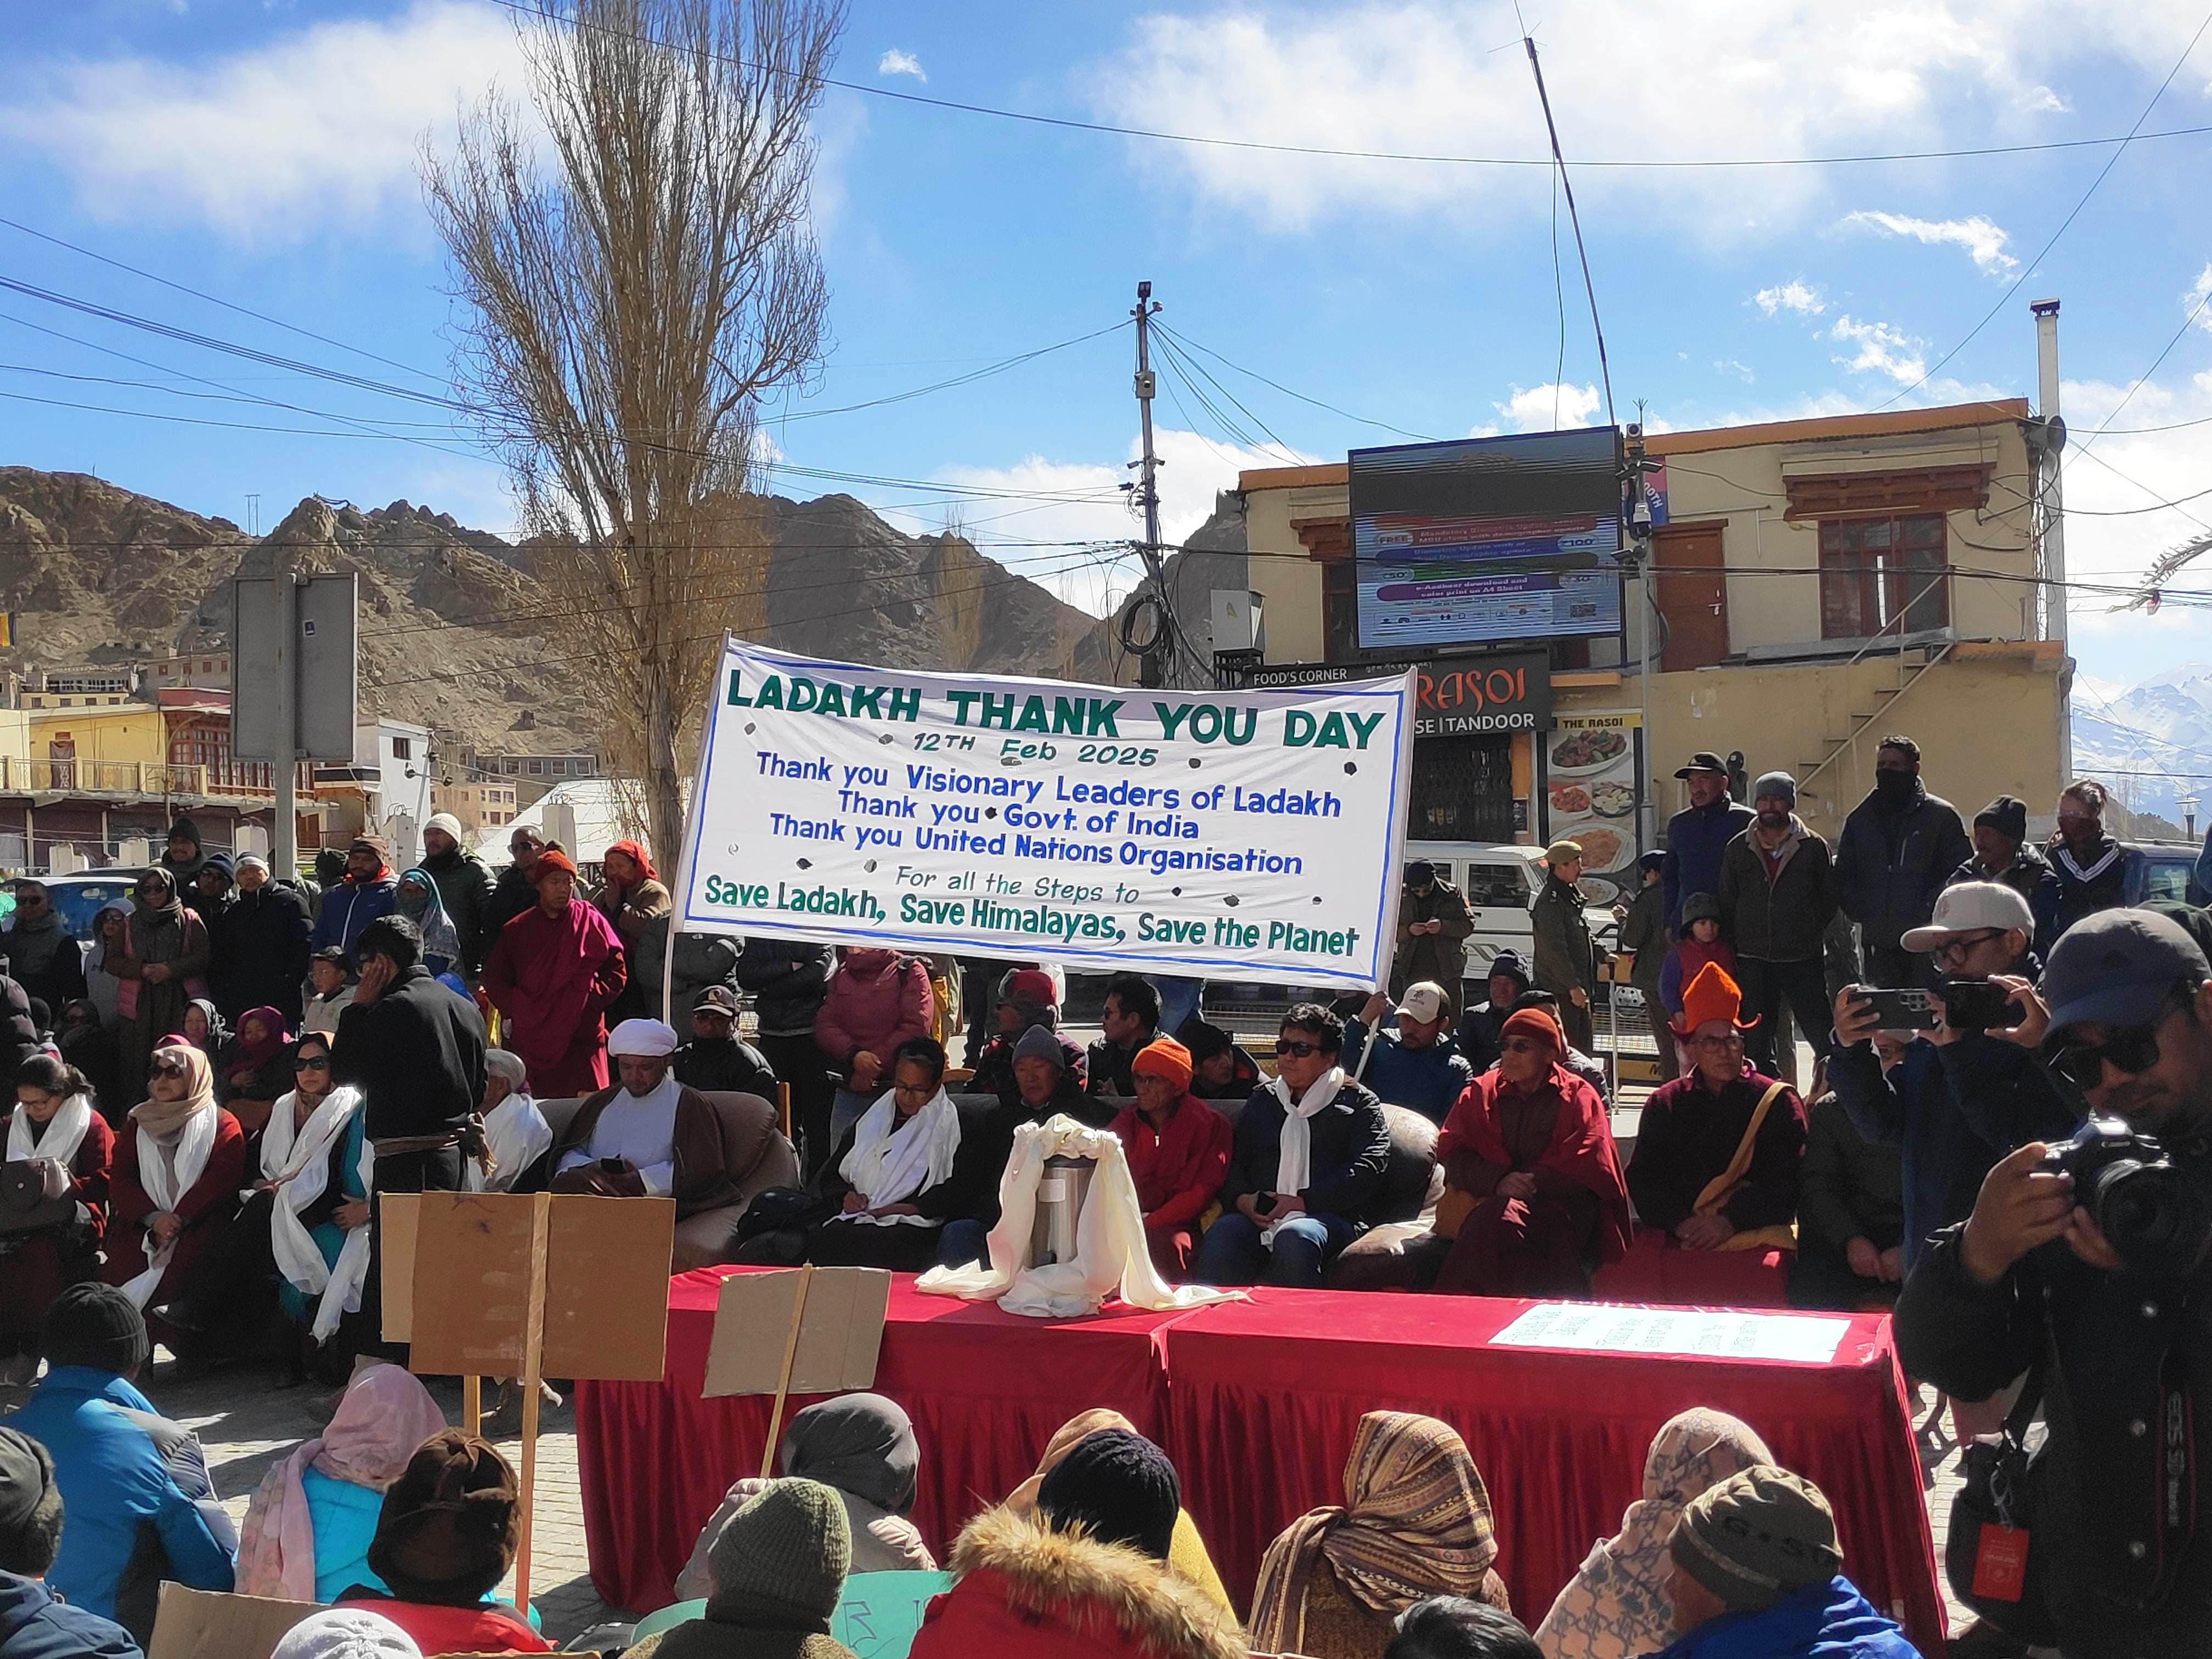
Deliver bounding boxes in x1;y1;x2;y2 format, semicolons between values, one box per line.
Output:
703;1265;893;1475
674;639;1417;990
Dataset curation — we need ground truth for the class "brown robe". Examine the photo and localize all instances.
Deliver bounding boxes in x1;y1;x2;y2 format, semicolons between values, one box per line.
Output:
556;1084;740;1218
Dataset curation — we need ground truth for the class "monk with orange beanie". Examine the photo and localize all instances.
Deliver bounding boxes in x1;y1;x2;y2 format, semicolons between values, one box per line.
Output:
1108;1037;1234;1279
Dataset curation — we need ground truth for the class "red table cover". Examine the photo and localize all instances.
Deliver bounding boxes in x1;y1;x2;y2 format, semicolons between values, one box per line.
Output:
1160;1289;1944;1656
573;1267;1188;1611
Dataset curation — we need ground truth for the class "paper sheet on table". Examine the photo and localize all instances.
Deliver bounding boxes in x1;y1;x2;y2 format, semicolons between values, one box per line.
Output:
1490;1301;1852;1365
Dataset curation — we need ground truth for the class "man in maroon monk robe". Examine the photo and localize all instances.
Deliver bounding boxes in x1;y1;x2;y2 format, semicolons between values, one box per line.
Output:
1430;1006;1630;1296
482;848;627;1098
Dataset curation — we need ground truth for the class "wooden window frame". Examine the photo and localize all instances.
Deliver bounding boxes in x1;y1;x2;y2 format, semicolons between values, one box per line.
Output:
1818;512;1950;641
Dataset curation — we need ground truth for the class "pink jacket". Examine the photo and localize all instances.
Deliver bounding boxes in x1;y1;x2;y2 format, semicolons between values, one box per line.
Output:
813;950;933;1080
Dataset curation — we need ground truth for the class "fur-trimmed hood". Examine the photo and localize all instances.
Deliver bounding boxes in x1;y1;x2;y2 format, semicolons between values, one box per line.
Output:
934;1505;1244;1659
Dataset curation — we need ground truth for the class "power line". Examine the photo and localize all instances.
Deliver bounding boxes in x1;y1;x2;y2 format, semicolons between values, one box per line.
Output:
1519;29;1613;427
1152;325;1438;442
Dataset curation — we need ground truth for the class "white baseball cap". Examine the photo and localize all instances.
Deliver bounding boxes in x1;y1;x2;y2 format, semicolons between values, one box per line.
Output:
1899;882;2035;953
1397;981;1449;1024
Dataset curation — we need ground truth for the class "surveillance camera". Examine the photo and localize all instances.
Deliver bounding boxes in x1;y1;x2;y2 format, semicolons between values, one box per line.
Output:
1630;496;1654;533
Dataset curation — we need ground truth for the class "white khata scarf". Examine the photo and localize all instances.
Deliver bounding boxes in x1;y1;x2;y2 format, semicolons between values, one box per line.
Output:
8;1092;93;1169
1266;1065;1346;1242
832;1087;961;1226
263;1086;364;1302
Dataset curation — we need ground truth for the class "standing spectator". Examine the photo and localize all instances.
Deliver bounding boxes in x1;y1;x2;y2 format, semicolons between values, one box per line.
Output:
1108;1037;1233;1279
1394;862;1474;1000
103;1044;245;1333
1657;896;1736;1053
308;849;347;923
812;947;932;1150
186;854;234;929
736;938;834;1173
392;872;460;980
308;838;402;967
673;985;778;1097
1832;735;1969;986
211;855;312;1029
1345;983;1475;1125
594;839;671;1025
1430;1007;1630;1297
157;819;207;897
1948;794;2058;952
481;826;545;945
1;1056;112;1386
1717;772;1837;1084
1662;753;1755;934
0;974;40;1089
1;881;85;1018
0;1425;143;1658
1194;1003;1392;1288
54;1002;122;1126
299;947;357;1042
1615;852;1673;1080
1086;973;1161;1096
10;1285;234;1639
331;915;487;1361
82;904;131;1034
1788;1093;1905;1311
2047;778;2134;937
110;869;210;1109
1456;952;1532;1074
481;849;627;1099
417;813;494;976
1530;842;1598;1053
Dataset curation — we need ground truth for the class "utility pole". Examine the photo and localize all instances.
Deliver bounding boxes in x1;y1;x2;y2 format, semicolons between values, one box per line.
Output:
2030;297;2073;781
272;539;300;878
1626;416;1657;851
1130;280;1175;687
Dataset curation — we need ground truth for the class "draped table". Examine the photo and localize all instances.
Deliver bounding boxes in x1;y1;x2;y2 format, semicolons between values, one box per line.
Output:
573;1266;1189;1611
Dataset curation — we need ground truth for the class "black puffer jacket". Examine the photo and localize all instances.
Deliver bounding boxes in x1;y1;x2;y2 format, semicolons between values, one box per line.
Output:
1833;782;1971;952
735;940;833;1038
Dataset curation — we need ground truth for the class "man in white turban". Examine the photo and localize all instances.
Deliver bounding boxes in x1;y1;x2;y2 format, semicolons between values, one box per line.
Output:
551;1019;742;1237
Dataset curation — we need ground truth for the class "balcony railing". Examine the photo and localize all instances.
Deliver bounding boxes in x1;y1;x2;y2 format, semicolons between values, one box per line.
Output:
0;757;314;801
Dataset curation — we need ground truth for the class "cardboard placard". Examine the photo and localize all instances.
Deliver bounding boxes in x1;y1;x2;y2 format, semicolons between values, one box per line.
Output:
379;1190;421;1343
544;1195;677;1381
702;1266;891;1398
148;1583;320;1659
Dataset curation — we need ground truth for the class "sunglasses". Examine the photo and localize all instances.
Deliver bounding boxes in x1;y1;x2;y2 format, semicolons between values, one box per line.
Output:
295;1056;333;1072
2046;1024;2164;1089
1275;1039;1325;1058
151;1059;189;1077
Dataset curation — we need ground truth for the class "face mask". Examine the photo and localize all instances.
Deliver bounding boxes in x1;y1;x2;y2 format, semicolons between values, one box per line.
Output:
1874;769;1917;804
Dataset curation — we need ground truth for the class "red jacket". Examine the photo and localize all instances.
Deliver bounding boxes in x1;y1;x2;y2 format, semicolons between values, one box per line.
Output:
101;1108;246;1299
1108;1096;1232;1233
2;1109;114;1240
334;1594;550;1654
1436;1065;1633;1265
814;951;933;1079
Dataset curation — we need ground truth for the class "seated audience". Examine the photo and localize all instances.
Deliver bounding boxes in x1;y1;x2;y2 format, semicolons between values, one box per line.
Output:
1107;1038;1234;1278
300;947;357;1042
673;986;778;1097
810;1039;1002;1272
1;1056;112;1385
997;1024;1114;1130
1177;1017;1261;1102
213;1006;294;1134
0;1425;141;1659
13;1286;234;1639
178;999;225;1061
1345;983;1475;1124
552;1019;743;1215
238;1364;449;1602
1494;991;1610;1102
1087;973;1162;1097
1624;964;1805;1256
1532;1409;1771;1659
334;1431;550;1653
53;1000;122;1126
814;946;934;1148
1389;1597;1543;1659
1430;1008;1629;1297
1654;1465;1917;1657
1788;1093;1905;1312
635;1479;859;1659
1455;952;1532;1074
678;1393;933;1600
912;1426;1240;1659
475;1050;554;1194
1249;1411;1510;1659
967;969;1087;1104
270;1609;422;1658
1194;1003;1391;1288
101;1044;246;1342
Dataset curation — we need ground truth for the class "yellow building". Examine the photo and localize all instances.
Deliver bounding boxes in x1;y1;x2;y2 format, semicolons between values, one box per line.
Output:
1237;400;2067;879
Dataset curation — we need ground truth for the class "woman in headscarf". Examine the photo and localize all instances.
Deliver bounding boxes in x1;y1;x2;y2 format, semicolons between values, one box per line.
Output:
239;1363;449;1602
1248;1410;1509;1659
0;1053;112;1384
180;998;228;1057
1531;1409;1773;1659
471;1049;554;1194
101;1042;245;1342
55;996;124;1125
83;901;132;1032
394;869;461;980
675;1392;935;1600
112;869;212;1103
596;839;672;1025
215;1005;294;1133
1005;1408;1232;1612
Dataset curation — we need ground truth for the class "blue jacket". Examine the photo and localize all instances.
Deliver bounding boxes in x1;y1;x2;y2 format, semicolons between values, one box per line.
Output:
1663;797;1756;933
1646;1577;1921;1657
309;874;400;962
0;1572;139;1659
1342;1018;1475;1125
302;1469;387;1604
8;1370;234;1628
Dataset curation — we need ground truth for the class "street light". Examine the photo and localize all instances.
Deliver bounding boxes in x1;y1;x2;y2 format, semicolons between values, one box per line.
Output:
2181;792;2200;840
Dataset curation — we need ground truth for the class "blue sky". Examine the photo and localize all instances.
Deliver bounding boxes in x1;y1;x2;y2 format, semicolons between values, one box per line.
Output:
4;0;2212;689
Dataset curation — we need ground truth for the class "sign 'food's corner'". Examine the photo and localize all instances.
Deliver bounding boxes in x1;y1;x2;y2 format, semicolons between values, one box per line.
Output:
678;640;1417;988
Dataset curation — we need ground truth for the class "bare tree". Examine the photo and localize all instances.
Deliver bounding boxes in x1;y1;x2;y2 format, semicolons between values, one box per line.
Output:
422;0;843;865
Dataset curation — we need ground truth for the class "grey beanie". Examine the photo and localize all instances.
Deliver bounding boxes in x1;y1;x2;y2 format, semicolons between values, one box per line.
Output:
1752;771;1797;808
1013;1024;1066;1069
1669;1464;1842;1613
706;1477;851;1629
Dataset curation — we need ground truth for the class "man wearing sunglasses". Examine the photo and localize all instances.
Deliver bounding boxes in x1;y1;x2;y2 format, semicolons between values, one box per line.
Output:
1897;908;2212;1657
1193;1003;1392;1288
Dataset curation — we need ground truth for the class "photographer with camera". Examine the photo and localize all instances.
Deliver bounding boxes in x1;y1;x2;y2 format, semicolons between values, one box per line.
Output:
1895;909;2212;1656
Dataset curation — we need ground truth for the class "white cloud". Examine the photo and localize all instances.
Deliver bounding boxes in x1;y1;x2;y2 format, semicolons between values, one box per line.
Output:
2190;263;2212;333
1491;382;1602;432
1829;315;1927;385
1715;359;1756;382
0;0;526;242
2018;84;2070;113
877;48;926;81
1841;208;2018;273
1753;281;1826;318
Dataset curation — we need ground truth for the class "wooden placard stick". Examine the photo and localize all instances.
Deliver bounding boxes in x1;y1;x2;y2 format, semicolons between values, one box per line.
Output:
759;1263;815;1480
461;1375;481;1438
511;1191;552;1620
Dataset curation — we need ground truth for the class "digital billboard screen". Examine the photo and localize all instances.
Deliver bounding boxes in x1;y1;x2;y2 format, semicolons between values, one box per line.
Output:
1349;427;1624;649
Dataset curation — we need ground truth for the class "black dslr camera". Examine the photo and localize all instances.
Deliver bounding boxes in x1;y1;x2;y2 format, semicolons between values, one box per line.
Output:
2045;1118;2211;1273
